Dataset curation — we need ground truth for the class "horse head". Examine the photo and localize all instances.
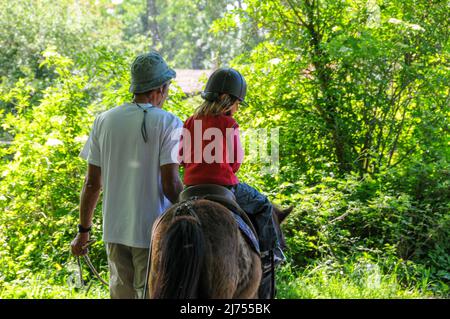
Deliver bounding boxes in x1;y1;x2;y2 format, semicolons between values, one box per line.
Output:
272;205;294;251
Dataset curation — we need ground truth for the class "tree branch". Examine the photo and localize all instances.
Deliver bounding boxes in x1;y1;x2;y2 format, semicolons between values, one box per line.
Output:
285;0;308;28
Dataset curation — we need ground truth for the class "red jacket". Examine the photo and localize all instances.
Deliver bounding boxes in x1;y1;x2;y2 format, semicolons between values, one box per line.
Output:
179;114;244;186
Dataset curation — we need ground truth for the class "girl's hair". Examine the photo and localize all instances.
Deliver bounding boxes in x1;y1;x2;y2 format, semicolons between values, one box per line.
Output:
194;94;238;118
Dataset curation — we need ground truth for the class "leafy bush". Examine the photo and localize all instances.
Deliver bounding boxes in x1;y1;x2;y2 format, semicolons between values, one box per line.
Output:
0;47;190;286
277;172;449;294
0;49;93;283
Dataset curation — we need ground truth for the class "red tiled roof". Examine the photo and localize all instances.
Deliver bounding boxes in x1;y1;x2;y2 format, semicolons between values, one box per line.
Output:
174;69;213;94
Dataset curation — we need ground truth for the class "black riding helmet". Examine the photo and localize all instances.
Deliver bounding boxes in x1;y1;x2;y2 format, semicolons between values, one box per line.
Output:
201;68;247;105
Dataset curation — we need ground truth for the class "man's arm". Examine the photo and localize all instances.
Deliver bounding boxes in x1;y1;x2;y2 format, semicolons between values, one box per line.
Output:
71;164;102;256
161;163;183;204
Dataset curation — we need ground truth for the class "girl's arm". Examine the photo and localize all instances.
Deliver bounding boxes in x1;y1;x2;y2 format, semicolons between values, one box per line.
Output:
178;118;191;167
231;126;244;173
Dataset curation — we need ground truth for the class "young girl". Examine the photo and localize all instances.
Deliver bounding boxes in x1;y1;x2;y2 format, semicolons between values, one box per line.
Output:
179;68;283;298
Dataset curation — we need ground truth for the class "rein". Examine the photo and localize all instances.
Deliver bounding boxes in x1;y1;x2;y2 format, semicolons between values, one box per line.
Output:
76;240;109;287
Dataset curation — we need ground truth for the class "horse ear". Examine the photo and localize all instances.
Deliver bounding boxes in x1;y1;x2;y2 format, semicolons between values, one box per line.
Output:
272;204;293;224
278;206;293;223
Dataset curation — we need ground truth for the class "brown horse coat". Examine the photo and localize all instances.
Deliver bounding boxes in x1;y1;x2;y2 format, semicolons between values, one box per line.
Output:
149;199;262;298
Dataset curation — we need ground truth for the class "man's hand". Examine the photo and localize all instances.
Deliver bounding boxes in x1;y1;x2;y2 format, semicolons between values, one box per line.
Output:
71;232;90;256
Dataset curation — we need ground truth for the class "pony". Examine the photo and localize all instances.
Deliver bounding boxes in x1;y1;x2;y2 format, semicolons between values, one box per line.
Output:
148;199;292;299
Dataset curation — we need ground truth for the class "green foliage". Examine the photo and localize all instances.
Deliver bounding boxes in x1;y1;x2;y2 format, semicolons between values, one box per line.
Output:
275;174;449;290
232;0;449;176
0;0;448;299
112;0;260;69
0;0;123;83
0;49;93;283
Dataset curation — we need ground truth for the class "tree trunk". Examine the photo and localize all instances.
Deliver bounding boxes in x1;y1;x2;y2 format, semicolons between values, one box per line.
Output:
304;3;353;173
145;0;161;48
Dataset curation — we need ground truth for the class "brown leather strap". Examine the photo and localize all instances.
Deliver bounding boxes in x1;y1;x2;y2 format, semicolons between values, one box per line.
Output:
179;184;236;202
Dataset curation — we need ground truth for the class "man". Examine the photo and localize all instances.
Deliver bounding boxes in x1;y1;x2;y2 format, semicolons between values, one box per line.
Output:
71;52;183;299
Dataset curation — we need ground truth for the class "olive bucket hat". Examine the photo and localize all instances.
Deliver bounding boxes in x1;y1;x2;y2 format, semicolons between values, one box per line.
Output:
129;52;176;94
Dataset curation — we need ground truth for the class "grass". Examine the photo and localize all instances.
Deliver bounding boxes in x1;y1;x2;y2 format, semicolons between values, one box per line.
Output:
0;276;109;299
0;258;445;299
276;260;443;299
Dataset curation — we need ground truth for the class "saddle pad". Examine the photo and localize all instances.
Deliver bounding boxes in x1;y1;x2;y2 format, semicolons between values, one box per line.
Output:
233;213;260;255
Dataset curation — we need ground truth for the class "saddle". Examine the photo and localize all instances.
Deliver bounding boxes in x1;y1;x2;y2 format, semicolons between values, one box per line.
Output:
178;184;260;255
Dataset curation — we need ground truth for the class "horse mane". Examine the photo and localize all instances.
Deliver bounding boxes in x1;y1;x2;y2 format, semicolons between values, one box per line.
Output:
151;210;205;299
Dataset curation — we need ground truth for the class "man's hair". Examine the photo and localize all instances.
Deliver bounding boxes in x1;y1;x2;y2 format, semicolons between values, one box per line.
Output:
194;94;238;118
134;81;171;97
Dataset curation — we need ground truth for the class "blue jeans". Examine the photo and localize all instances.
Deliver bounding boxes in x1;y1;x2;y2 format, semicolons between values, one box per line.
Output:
232;183;279;252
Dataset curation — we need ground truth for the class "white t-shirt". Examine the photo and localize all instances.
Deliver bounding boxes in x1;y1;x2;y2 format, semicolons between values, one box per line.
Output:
80;102;182;248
